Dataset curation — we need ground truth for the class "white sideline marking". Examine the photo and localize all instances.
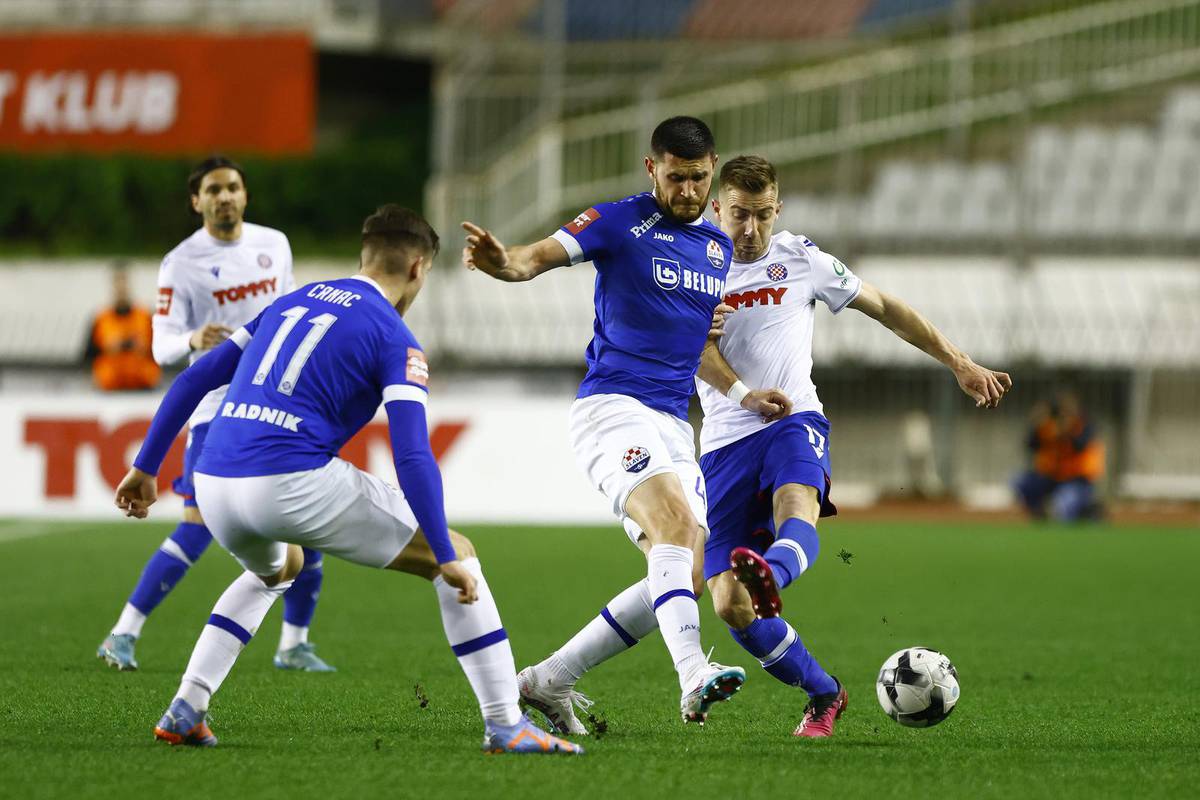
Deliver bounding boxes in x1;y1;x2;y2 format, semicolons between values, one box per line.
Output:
0;520;74;544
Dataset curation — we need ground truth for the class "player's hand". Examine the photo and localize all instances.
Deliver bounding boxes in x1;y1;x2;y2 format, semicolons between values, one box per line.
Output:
438;560;478;604
954;360;1012;409
742;388;792;423
709;303;734;341
189;323;233;351
115;467;158;519
461;222;510;276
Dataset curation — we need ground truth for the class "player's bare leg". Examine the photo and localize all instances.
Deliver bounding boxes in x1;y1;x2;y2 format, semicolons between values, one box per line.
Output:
388;529;581;755
625;473;745;724
155;544;305;746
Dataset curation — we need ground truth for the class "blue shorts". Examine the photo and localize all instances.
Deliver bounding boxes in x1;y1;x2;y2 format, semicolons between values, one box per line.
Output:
171;423;210;508
699;412;837;580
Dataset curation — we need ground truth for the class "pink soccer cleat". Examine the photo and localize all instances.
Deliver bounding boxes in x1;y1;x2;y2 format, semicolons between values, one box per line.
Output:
730;547;782;618
793;678;847;738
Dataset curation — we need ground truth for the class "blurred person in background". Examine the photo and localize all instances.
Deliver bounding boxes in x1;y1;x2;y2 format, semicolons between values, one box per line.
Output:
97;156;337;673
83;262;160;391
1014;390;1105;522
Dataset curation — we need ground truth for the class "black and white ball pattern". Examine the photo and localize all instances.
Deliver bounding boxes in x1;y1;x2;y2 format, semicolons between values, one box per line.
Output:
876;646;959;728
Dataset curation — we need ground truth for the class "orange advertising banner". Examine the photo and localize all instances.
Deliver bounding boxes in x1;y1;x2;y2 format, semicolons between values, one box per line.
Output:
0;32;313;155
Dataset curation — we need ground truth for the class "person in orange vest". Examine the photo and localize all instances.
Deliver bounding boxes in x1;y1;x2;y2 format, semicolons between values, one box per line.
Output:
84;264;161;391
1013;391;1104;521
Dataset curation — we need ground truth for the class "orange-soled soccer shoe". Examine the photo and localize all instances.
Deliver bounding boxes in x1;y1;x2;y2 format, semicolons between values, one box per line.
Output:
153;698;217;747
482;715;584;755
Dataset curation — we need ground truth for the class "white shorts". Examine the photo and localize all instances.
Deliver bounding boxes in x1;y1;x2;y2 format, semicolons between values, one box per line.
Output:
194;458;418;576
569;393;708;547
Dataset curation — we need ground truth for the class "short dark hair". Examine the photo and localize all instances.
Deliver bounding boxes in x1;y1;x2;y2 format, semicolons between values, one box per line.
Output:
720;155;778;195
361;205;440;272
187;155;246;197
650;116;716;161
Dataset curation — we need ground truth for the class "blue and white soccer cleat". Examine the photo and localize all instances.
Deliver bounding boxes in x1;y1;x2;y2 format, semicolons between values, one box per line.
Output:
516;665;594;736
153;698;217;747
681;662;746;725
96;633;139;672
482;715;584;755
273;642;337;672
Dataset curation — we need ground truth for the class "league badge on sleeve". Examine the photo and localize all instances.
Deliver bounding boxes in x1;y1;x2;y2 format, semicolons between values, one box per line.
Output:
156;287;173;315
767;263;788;282
406;347;429;386
621;446;651;474
567;208;600;235
707;239;725;269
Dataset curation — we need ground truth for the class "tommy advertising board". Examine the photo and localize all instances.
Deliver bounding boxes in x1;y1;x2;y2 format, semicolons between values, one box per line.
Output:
0;393;612;524
0;32;313;154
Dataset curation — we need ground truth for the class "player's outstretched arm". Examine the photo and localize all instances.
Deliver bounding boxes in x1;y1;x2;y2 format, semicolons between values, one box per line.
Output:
461;222;571;282
698;340;793;423
115;338;246;518
848;281;1012;409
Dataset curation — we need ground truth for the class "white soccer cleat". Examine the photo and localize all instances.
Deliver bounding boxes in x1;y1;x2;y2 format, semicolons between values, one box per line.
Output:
680;662;746;725
516;666;595;736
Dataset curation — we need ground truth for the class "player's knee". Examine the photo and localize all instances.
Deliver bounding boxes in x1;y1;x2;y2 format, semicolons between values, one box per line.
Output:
268;544;305;586
650;503;699;548
182;505;204;525
449;529;475;560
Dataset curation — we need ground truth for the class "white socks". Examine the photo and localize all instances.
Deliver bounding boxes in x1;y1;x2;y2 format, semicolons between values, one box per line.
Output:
278;622;309;652
112;603;147;638
175;571;291;712
434;557;521;727
545;578;658;685
647;544;707;690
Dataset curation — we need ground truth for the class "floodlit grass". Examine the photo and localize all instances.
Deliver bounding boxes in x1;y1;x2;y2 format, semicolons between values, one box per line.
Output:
1;518;1197;799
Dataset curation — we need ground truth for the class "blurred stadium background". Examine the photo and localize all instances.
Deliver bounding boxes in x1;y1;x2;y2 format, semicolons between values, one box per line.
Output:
1;0;1198;523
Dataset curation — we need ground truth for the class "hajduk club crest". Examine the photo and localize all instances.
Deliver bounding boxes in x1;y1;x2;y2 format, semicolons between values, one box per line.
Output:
767;263;788;282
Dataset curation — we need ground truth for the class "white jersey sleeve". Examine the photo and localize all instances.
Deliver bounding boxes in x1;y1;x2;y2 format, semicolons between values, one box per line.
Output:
281;233;296;293
151;252;194;365
805;240;862;314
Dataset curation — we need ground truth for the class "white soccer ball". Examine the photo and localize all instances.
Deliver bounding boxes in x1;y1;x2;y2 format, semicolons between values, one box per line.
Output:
875;646;959;728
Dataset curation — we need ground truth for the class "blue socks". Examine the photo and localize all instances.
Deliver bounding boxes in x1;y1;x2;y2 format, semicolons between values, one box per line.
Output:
764;518;819;589
128;522;213;615
282;548;324;628
731;617;837;697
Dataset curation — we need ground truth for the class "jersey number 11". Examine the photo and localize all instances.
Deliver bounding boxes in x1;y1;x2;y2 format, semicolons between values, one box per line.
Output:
251;305;338;396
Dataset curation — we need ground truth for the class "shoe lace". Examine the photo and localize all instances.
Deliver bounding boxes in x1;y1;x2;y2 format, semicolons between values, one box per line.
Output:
567;690;594;713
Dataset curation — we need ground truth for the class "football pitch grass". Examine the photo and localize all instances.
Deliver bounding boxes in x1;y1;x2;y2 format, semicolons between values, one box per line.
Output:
1;518;1198;799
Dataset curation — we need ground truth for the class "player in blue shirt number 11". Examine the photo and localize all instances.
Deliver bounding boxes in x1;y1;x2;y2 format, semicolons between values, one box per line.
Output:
114;205;580;756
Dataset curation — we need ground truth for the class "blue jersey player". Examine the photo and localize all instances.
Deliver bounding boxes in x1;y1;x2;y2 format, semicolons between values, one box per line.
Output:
461;118;789;732
697;156;1011;737
115;206;580;756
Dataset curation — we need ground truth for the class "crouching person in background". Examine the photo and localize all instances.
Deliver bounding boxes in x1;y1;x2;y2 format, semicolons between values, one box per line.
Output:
1014;391;1105;522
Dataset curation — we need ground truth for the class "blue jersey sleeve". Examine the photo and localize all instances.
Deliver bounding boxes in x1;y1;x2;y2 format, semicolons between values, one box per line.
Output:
550;202;621;266
384;400;455;565
133;338;245;474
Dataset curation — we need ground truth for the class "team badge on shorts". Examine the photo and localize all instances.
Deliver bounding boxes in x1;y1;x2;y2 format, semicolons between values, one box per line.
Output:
707;240;725;269
621;446;651;473
258;253;273;269
767;263;788;282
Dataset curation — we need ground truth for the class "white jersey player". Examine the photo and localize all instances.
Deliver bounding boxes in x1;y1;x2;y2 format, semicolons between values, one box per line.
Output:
97;157;335;675
695;155;1011;737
